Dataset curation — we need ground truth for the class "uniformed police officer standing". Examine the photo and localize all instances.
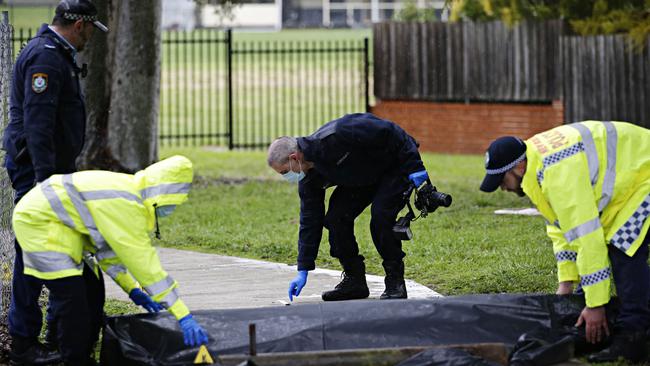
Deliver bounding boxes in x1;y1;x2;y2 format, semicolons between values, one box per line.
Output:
1;1;108;364
267;113;430;302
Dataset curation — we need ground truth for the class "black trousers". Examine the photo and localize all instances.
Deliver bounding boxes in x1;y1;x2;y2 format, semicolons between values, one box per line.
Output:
609;232;650;332
324;174;409;266
7;159;50;343
42;264;105;364
8;241;46;341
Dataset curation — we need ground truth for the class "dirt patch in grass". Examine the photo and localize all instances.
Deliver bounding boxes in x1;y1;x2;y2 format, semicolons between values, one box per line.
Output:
193;175;274;188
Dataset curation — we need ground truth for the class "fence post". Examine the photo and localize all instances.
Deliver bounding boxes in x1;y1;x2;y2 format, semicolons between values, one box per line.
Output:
226;28;234;150
0;10;14;330
363;37;370;113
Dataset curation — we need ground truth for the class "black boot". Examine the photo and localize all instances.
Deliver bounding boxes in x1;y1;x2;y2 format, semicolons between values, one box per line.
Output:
9;337;62;366
587;330;647;363
322;261;369;301
380;260;407;300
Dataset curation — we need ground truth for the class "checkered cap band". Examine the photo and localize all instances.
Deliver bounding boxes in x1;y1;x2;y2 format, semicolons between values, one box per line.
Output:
610;195;650;252
580;267;611;287
63;12;98;22
485;152;527;175
555;250;577;262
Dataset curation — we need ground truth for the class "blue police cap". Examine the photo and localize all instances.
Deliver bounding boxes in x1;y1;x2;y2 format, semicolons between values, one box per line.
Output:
55;0;108;32
479;136;527;192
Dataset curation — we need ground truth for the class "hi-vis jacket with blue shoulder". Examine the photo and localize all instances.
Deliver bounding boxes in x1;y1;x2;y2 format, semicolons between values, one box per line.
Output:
13;155;193;320
521;121;650;308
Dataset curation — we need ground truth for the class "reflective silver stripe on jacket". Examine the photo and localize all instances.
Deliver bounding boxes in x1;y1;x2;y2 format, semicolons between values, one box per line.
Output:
41;178;76;229
105;264;128;279
610;194;650;252
536;142;585;185
580;267;611;287
62;174;110;251
159;288;180;308
23;251;83;273
598;122;617;212
145;276;175;296
564;217;602;243
569;123;599;186
555;250;577;262
81;190;142;203
140;183;191;200
95;248;117;262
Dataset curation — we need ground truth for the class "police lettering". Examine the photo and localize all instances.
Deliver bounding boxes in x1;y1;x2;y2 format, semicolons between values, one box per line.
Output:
541;130;567;149
530;136;548;154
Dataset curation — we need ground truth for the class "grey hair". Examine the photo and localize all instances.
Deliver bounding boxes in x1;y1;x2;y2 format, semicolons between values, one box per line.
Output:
267;136;298;166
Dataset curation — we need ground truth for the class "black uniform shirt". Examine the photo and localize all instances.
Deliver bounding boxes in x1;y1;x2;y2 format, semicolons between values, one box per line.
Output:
3;24;86;184
295;113;425;270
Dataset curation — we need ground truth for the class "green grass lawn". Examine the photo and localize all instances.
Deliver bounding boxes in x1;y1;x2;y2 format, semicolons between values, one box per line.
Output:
159;147;557;296
0;5;55;30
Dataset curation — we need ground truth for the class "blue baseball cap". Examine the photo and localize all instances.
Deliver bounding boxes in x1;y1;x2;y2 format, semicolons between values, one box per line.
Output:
480;136;527;192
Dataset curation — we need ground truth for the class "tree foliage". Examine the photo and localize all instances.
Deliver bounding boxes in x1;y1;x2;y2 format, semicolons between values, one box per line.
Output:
394;0;439;22
448;0;650;47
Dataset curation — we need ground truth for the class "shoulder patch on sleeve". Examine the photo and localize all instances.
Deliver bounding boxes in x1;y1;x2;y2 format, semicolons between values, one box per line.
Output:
31;73;48;93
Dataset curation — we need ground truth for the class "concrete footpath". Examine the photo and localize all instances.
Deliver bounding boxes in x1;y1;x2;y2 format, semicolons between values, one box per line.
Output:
104;247;441;310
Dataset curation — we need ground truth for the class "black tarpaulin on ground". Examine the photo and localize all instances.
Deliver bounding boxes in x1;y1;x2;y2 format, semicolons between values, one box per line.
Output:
101;293;593;366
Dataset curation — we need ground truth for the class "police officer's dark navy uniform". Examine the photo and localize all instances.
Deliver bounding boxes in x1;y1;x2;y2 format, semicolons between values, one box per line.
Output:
1;1;107;364
4;24;86;198
296;113;427;301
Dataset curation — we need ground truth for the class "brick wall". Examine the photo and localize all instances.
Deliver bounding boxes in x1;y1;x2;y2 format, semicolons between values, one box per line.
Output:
371;100;564;154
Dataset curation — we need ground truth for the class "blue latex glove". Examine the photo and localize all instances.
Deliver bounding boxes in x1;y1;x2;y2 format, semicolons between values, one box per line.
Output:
179;314;210;347
129;288;164;313
288;270;308;301
408;170;429;188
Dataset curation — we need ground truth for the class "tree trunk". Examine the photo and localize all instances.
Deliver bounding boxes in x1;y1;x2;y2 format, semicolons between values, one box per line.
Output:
79;0;162;173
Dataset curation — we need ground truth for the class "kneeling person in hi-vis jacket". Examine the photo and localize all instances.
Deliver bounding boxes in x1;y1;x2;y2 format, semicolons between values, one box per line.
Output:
480;121;650;363
12;155;208;365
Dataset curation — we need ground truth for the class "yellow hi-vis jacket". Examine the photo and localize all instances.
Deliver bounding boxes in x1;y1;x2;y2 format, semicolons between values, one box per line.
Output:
13;155;194;320
521;121;650;308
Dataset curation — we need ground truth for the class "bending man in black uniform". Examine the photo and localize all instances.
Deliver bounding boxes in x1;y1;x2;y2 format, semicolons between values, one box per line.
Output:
1;1;108;364
267;113;429;301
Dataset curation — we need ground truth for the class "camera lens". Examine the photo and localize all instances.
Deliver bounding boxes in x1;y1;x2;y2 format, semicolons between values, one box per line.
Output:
433;191;452;207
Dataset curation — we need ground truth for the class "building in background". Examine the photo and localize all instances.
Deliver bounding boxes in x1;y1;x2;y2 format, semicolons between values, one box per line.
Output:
201;0;281;30
284;0;446;28
3;0;447;30
162;0;197;30
199;0;447;29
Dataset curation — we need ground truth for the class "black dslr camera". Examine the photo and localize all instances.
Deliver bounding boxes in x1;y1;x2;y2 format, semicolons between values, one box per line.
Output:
392;179;452;241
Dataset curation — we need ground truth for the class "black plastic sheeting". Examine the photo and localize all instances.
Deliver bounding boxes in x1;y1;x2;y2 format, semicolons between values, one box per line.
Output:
101;293;608;366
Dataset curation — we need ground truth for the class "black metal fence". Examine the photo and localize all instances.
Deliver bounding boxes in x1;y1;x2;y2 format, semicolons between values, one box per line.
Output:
13;29;371;148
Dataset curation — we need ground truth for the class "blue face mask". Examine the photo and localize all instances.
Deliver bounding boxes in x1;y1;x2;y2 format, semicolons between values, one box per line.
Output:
156;205;177;217
283;159;305;184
